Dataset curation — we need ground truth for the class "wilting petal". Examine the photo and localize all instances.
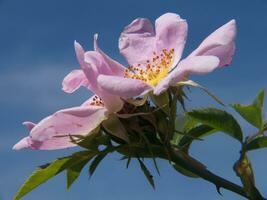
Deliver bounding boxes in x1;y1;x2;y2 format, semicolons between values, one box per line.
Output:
97;74;153;98
94;34;125;76
189;20;236;67
13;136;77;150
30;106;108;142
119;18;156;65
154;56;219;95
155;13;188;68
62;69;89;93
23;121;36;131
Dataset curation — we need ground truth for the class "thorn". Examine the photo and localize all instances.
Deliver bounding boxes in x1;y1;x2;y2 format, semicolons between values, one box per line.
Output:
216;185;223;196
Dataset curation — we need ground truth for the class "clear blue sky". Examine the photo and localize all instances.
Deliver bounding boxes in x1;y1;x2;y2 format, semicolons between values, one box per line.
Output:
1;0;267;199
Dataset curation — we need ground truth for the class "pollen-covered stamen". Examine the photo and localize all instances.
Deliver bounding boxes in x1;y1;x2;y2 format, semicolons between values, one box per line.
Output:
90;95;105;107
123;48;175;86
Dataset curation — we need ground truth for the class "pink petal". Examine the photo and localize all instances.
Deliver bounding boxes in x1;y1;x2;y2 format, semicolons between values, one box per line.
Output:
62;69;89;93
13;96;123;150
83;51;124;112
13;136;77;150
155;13;188;69
154;56;220;95
119;13;188;69
13;137;31;150
22;121;36;131
74;41;100;94
119;17;156;66
30;106;108;142
99;92;124;113
74;41;87;67
189;20;236;67
94;34;125;76
82;51;102;92
97;74;153;98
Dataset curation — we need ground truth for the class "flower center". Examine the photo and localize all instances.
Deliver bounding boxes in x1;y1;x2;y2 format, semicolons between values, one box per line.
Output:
124;48;174;86
90;95;104;107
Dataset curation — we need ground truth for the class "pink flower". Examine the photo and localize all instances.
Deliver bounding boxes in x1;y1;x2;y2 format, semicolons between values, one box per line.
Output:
63;34;125;113
97;13;236;97
13;36;125;150
13;98;108;150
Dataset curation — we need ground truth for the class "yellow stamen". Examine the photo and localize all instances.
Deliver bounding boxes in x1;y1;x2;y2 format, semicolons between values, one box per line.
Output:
90;95;104;107
123;48;174;86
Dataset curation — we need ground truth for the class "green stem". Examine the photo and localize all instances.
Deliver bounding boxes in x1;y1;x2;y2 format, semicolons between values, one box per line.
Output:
168;149;249;199
118;145;259;199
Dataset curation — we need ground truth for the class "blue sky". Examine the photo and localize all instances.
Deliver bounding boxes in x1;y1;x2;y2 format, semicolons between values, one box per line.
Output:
1;0;267;199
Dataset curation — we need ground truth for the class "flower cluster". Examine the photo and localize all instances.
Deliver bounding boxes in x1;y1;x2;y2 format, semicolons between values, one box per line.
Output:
13;13;236;150
13;12;267;200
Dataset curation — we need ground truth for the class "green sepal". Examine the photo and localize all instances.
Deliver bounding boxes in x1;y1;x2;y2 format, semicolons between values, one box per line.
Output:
176;80;224;105
150;91;170;115
137;158;155;189
88;154;107;177
102;114;129;142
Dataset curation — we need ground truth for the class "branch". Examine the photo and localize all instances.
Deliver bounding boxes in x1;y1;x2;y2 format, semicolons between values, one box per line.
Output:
118;145;266;199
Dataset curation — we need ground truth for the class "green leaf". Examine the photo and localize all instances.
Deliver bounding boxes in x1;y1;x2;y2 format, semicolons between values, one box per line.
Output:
66;159;88;190
263;122;267;132
171;114;190;146
187;108;243;142
183;115;200;131
175;114;187;132
14;151;98;200
74;127;101;150
253;90;265;108
66;151;98;189
14;157;71;200
177;80;224;105
246;136;267;151
231;90;265;129
231;104;262;129
102;114;129;142
77;134;110;151
179;125;215;150
138;158;155;189
89;153;106;177
154;110;169;142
